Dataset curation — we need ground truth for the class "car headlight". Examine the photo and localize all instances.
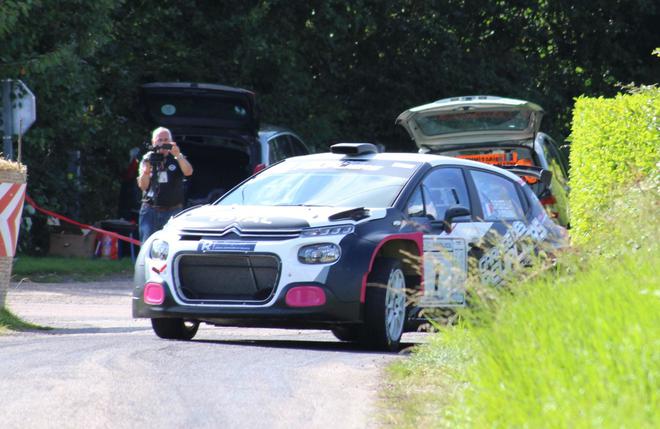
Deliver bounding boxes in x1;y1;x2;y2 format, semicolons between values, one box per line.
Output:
298;243;341;264
300;224;354;237
150;239;169;260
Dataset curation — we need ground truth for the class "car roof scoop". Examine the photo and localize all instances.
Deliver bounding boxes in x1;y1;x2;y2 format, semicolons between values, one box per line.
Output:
330;143;378;156
328;207;370;221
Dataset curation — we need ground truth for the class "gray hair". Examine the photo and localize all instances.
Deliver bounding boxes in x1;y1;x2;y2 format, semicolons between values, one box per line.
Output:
151;126;172;142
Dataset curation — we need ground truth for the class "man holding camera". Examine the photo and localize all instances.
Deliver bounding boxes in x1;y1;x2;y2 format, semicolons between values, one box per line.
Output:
137;127;193;242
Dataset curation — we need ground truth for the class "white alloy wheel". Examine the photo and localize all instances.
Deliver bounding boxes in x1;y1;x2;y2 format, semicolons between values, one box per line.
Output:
385;268;406;342
364;257;407;351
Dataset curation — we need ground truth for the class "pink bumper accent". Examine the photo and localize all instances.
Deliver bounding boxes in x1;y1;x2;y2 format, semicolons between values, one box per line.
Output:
144;282;165;305
285;286;327;307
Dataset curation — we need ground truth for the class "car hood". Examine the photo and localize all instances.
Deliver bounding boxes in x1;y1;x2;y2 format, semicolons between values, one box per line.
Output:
141;82;259;135
396;95;544;148
166;204;387;232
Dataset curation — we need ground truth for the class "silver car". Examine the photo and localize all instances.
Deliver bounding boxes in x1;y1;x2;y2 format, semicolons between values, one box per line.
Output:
397;95;570;227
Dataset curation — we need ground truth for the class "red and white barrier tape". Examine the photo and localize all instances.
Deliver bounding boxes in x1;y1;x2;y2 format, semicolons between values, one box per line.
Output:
25;195;142;246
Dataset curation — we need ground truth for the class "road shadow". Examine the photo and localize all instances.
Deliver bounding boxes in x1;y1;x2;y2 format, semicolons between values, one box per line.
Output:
39;326;152;335
190;337;422;355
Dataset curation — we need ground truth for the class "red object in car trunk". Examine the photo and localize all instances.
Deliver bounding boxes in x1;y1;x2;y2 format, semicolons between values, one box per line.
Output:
540;195;559;218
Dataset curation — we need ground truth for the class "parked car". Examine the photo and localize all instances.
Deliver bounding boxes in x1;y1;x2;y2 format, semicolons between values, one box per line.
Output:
132;143;566;350
258;124;309;168
396;95;570;227
141;82;309;206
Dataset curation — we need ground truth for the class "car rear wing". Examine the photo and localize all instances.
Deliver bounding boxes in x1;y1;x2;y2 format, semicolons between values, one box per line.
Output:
498;165;553;197
499;165;552;185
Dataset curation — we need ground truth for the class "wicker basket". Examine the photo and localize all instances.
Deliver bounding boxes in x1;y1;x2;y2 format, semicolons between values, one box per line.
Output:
0;167;27;308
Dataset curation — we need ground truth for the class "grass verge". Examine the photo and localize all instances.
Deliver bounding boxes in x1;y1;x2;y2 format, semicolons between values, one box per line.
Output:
0;307;50;333
384;178;659;428
11;256;134;283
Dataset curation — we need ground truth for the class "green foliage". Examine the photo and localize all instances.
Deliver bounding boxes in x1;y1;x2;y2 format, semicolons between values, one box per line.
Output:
0;0;144;254
384;328;473;428
12;256;134;282
568;89;660;243
452;255;658;428
1;1;658;252
0;306;48;333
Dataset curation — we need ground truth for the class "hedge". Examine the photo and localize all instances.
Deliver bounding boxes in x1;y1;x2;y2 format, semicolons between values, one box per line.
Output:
569;88;660;244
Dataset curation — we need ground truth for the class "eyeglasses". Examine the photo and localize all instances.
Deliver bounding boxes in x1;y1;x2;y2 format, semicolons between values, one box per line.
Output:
156;138;171;143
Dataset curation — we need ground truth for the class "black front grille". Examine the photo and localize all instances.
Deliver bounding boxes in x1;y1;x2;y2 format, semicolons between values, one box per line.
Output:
178;228;301;241
176;253;280;302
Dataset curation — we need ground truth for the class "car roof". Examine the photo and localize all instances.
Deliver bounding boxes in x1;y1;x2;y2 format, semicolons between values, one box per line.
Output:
284;151;525;183
258;124;297;139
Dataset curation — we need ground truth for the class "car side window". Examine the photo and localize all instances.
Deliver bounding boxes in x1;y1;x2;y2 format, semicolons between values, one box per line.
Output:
543;137;569;179
470;170;525;221
280;136;295;158
406;186;425;217
288;135;308;156
268;139;277;163
420;167;470;221
269;136;287;163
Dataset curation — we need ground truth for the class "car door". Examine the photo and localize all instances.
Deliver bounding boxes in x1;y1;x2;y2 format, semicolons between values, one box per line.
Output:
405;166;486;307
467;168;549;286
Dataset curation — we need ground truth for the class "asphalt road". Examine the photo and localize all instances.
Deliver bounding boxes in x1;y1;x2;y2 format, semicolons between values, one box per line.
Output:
0;278;425;429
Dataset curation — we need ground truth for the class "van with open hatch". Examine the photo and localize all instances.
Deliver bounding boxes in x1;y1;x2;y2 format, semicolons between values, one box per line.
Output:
396;95;570;227
141;82;309;206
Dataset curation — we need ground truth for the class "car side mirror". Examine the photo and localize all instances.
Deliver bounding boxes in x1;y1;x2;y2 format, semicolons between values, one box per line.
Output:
540;169;553;188
443;205;471;232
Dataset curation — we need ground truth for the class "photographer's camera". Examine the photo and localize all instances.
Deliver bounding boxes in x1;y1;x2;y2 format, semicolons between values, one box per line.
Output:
148;151;164;164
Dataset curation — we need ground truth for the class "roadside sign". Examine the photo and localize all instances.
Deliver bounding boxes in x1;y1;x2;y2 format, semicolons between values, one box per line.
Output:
1;79;36;160
11;80;36;135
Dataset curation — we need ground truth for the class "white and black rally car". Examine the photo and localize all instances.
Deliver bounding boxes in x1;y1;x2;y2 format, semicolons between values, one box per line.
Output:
133;143;566;350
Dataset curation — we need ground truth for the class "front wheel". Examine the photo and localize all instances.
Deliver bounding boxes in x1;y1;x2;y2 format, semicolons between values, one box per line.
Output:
151;318;199;340
364;258;407;351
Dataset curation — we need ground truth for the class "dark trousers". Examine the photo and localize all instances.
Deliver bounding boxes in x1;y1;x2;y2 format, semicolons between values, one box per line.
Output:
139;203;182;242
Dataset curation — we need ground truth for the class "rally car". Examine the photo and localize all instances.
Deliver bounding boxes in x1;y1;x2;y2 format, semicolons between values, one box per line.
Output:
132;143;566;350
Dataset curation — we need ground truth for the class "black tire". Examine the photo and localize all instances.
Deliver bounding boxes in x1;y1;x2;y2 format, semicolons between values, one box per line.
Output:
151;318;199;340
331;325;362;342
364;258;407;351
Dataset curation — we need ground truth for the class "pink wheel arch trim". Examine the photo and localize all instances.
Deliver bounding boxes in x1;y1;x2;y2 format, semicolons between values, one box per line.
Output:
360;233;423;303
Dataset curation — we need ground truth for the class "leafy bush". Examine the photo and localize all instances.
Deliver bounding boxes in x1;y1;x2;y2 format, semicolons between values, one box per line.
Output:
569;88;660;244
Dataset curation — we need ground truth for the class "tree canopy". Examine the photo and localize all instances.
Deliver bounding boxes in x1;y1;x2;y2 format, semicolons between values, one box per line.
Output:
1;0;658;252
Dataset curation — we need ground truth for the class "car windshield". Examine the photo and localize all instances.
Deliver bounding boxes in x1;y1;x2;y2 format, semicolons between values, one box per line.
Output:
415;109;532;136
218;158;420;208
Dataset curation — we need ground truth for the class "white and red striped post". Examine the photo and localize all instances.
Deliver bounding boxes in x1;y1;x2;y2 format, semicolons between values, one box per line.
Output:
0;168;27;308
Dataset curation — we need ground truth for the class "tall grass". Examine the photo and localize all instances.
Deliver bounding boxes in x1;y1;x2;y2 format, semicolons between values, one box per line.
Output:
451;251;658;428
385;176;659;428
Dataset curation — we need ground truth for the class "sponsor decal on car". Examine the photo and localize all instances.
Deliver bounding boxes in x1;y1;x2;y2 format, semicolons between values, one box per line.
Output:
198;240;257;252
478;218;549;286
